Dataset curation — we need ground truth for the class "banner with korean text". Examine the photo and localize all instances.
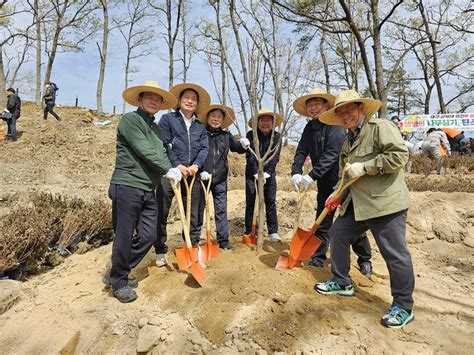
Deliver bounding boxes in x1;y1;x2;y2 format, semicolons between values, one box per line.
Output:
400;113;474;133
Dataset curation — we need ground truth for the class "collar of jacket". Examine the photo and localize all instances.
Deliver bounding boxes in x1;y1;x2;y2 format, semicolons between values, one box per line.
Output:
347;117;372;152
136;108;155;125
206;126;226;135
256;128;277;142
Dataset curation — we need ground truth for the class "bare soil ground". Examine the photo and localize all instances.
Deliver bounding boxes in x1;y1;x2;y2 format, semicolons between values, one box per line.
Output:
0;104;473;354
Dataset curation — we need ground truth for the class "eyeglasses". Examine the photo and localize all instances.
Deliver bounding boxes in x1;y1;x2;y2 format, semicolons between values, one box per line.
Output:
335;104;360;118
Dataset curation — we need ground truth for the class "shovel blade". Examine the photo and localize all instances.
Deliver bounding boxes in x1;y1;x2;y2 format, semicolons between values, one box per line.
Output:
189;261;206;286
290;227;322;261
275;254;302;269
198;242;219;264
242;234;257;245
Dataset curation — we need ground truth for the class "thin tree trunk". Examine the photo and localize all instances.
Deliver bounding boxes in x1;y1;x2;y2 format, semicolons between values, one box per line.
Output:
320;31;330;93
44;4;67;85
35;0;41;104
0;45;6;107
96;0;108;113
215;0;226;104
370;0;387;117
419;0;446;113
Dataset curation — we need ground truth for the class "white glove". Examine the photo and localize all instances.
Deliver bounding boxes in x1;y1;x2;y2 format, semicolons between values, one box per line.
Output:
291;174;303;188
347;162;366;178
165;167;182;185
200;171;211;181
301;174;314;188
240;138;250;149
253;172;271;183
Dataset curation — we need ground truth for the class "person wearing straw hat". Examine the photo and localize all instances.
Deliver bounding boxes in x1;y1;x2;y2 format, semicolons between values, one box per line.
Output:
315;89;415;329
105;80;182;303
197;104;250;250
153;83;210;267
291;89;372;274
244;108;283;242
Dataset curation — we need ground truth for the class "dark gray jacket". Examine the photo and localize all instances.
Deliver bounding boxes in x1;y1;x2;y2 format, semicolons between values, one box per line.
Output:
291;119;345;181
6;94;21;119
43;84;56;104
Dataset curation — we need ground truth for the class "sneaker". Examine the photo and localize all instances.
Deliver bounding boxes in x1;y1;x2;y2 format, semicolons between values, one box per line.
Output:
113;286;137;303
102;270;138;288
359;262;372;278
269;233;282;242
219;242;235;251
155;253;168;267
308;257;325;267
314;280;355;297
381;305;414;329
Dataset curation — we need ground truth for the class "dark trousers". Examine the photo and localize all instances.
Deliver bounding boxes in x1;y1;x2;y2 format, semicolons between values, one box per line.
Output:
330;203;415;310
154;175;201;254
312;178;371;266
245;176;278;235
197;180;230;245
108;184;158;290
43;102;60;120
6;115;17;140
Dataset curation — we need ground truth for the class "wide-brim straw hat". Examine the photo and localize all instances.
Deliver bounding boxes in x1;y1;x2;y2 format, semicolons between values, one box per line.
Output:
198;104;236;129
122;80;177;110
293;89;336;116
248;108;284;128
319;89;382;125
169;82;211;117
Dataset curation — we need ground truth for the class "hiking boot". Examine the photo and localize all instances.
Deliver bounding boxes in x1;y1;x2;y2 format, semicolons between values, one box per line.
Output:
155;253;168;267
381;305;414;329
314;280;355;297
219;242;235;251
102;270;138;288
308;257;325;267
359;262;372;278
113;286;137;303
269;233;282;242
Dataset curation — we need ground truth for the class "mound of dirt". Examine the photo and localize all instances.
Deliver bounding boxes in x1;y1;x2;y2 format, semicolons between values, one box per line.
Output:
1;105;474;353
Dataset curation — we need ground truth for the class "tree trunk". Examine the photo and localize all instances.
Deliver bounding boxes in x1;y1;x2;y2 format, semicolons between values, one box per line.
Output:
419;0;446;113
0;45;6;107
96;0;109;113
215;0;226;104
370;0;387;117
44;4;67;85
35;0;41;104
256;167;266;250
320;31;330;93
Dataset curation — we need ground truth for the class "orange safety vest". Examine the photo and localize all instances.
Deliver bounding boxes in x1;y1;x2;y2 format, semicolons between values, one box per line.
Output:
442;127;460;139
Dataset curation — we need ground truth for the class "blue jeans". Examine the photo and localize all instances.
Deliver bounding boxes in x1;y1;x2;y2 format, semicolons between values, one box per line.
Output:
7;115;17;140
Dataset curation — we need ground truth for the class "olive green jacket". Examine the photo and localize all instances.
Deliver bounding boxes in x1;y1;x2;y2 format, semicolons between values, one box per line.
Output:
110;108;172;191
338;117;410;221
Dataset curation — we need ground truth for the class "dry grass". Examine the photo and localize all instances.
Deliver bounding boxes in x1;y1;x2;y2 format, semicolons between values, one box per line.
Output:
0;192;112;274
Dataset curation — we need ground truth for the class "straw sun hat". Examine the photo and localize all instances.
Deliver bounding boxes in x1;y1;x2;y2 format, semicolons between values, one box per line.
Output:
169;82;211;117
319;89;382;125
122;80;177;110
293;89;336;117
198;104;236;129
248;108;284;128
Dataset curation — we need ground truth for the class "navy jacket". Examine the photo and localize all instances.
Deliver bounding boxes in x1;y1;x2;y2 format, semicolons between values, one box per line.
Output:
203;127;246;184
245;129;281;178
291;119;345;180
159;110;208;168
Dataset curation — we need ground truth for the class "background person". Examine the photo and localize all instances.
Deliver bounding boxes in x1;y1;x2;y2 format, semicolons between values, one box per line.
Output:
105;80;181;303
421;128;451;175
153;83;210;267
197;104;249;250
3;88;21;142
43;81;61;121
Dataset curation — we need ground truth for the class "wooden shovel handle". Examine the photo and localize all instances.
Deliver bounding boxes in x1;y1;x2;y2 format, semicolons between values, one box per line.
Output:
183;175;196;231
200;175;213;238
310;164;359;234
169;179;192;248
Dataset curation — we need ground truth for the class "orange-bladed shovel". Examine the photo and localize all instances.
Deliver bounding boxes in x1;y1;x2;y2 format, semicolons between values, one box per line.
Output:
276;165;359;269
170;175;206;286
242;176;259;245
198;175;219;264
